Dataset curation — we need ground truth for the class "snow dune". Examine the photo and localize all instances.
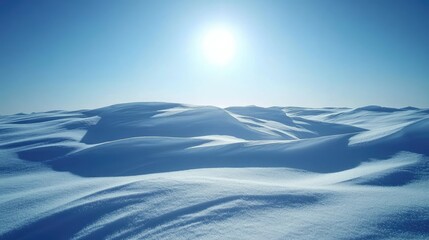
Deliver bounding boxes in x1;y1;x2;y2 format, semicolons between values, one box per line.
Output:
1;102;428;239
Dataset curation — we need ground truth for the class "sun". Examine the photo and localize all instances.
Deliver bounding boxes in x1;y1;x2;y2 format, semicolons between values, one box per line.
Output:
201;26;236;65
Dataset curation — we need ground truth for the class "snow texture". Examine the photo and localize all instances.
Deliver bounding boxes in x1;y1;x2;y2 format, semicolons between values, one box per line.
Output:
1;102;428;239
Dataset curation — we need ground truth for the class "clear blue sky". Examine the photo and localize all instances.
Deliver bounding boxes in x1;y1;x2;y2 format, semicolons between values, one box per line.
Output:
1;0;428;114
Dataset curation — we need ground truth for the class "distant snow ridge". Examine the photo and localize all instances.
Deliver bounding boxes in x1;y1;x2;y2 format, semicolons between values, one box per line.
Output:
1;102;428;239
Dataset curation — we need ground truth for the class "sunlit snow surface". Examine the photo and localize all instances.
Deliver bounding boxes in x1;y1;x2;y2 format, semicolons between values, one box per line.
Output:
1;103;428;239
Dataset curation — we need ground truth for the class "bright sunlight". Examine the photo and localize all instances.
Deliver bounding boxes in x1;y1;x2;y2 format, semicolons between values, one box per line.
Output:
201;26;236;65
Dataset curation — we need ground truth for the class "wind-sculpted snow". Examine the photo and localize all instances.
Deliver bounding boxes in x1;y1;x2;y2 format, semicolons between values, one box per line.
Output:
1;102;428;239
81;103;279;144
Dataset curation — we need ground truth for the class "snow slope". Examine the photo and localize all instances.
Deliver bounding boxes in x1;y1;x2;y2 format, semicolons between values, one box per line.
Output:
1;102;428;239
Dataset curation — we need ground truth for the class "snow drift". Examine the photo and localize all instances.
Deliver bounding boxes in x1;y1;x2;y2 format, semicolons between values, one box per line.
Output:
1;102;428;239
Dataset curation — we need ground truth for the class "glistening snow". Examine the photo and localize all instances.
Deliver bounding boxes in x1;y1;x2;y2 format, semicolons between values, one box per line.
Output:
1;102;428;239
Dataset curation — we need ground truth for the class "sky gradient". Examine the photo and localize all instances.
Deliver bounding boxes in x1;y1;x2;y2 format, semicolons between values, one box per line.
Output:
1;0;428;114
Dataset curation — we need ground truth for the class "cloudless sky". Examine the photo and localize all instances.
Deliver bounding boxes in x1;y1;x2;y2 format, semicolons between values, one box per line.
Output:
1;0;428;114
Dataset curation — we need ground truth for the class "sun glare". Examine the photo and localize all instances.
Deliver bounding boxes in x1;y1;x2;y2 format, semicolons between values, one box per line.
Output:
201;27;236;65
